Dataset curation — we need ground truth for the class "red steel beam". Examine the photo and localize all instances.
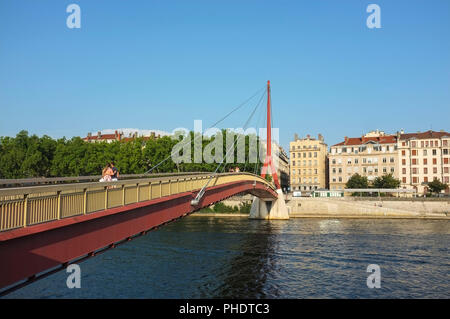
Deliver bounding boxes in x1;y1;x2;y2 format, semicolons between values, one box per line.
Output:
0;180;277;291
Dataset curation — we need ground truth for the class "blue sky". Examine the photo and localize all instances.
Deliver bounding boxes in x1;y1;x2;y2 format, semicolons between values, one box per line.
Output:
0;0;449;151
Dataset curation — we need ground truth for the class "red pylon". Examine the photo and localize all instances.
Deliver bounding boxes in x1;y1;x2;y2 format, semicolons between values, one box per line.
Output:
260;80;281;189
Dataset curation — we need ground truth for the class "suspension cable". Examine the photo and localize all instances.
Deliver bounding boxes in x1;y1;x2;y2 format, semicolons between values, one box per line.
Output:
144;85;266;174
191;90;266;205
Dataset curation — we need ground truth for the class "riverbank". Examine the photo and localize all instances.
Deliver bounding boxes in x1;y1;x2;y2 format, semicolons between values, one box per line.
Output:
288;197;449;220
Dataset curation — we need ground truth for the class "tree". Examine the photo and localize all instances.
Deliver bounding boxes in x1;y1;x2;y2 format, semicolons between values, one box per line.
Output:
372;174;401;189
427;179;448;195
346;173;368;189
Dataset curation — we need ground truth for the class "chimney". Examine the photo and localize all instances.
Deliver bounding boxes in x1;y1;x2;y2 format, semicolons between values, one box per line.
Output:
87;132;92;137
97;131;101;138
318;133;323;141
294;133;299;141
306;134;310;139
344;136;348;144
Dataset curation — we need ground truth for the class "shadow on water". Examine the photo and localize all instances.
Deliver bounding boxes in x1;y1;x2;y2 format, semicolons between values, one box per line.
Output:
214;220;281;298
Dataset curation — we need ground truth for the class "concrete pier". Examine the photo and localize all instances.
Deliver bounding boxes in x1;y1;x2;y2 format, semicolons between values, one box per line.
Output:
249;189;290;220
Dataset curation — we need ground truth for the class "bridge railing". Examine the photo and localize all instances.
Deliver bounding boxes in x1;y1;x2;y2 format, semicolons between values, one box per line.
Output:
0;172;211;188
0;173;274;232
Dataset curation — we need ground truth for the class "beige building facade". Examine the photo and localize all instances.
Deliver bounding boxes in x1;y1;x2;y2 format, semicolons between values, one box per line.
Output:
397;130;450;194
289;134;328;191
329;130;398;190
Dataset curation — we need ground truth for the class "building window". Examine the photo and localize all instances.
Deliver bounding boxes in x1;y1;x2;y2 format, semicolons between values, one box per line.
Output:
412;177;418;184
338;177;342;182
443;140;448;147
411;141;416;147
444;149;449;155
390;157;395;163
412;150;417;156
383;167;387;173
314;152;317;158
424;167;428;174
433;167;438;174
433;158;437;165
382;158;387;163
402;177;406;183
423;150;427;156
332;168;336;173
402;168;406;174
412;168;418;174
412;159;417;165
444;167;449;174
424;177;428;183
402;159;406;165
332;159;336;164
444;158;449;164
432;149;437;156
390;167;395;173
423;158;427;165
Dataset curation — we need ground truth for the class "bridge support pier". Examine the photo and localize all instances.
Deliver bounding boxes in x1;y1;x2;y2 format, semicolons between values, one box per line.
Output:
249;189;290;220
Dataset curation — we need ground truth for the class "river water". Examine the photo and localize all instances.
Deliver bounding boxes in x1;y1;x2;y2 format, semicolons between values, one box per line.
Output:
4;216;450;298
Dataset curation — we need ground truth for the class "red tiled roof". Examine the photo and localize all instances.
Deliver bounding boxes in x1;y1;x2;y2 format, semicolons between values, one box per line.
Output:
332;135;397;147
83;134;117;141
399;130;450;140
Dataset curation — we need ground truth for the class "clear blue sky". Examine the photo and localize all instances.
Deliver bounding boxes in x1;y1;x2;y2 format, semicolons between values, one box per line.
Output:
1;0;449;151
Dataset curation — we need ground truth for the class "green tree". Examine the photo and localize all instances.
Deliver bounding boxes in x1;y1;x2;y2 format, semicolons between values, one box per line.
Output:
345;173;368;189
427;179;448;195
372;174;401;189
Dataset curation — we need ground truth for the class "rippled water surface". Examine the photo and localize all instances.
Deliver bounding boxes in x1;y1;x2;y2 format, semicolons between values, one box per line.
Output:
5;217;450;298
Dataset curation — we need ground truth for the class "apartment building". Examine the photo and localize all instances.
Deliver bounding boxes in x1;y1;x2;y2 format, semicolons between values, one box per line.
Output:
397;130;450;194
329;130;398;190
289;134;328;191
261;141;290;191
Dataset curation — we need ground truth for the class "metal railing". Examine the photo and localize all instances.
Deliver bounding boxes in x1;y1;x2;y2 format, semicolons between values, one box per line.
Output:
0;172;210;188
0;173;274;232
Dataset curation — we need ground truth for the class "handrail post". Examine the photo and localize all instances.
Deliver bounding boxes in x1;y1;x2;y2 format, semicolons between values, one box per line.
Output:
105;186;108;209
122;184;125;206
83;188;87;215
149;182;152;200
23;194;28;228
136;183;140;202
57;191;61;220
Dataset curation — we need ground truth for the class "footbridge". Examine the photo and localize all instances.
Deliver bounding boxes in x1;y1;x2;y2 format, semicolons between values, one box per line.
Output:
0;172;278;293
